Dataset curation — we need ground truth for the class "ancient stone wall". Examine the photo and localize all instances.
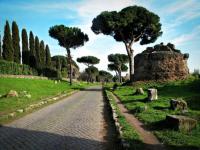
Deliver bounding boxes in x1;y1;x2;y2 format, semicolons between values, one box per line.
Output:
134;43;189;81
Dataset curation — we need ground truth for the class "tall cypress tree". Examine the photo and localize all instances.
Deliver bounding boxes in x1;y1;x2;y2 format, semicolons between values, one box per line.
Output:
39;40;45;67
12;21;21;63
45;44;51;66
29;31;36;68
21;28;29;65
2;21;13;61
29;31;35;56
0;34;2;59
35;36;40;68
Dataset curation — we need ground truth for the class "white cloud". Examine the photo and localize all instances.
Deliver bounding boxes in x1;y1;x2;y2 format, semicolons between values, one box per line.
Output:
173;33;198;46
161;0;200;32
76;0;134;18
166;1;196;13
172;26;200;46
16;1;74;13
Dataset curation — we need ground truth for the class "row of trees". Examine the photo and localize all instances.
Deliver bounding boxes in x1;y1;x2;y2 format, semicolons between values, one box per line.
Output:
77;56;100;82
0;20;52;70
108;54;128;83
46;5;162;84
76;54;128;83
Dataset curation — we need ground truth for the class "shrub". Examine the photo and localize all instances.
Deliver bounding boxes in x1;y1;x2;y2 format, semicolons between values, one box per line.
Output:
38;67;58;78
0;59;37;75
112;83;118;91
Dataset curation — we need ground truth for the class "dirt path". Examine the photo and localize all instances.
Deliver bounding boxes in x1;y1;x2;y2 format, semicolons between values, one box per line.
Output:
111;93;166;150
0;86;119;150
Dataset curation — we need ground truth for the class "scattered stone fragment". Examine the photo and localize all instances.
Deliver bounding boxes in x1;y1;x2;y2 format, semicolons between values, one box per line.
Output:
53;97;58;101
170;98;187;111
25;94;31;98
6;90;18;97
166;115;197;132
19;91;28;96
24;107;32;112
17;109;23;113
8;112;16;117
134;88;144;95
147;88;158;101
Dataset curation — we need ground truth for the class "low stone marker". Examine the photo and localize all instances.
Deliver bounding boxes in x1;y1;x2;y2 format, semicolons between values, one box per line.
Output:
134;88;144;95
17;109;24;113
170;99;187;111
166;115;197;132
147;88;157;101
6;90;18;97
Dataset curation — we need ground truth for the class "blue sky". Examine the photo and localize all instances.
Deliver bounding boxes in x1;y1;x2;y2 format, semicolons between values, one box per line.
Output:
0;0;200;74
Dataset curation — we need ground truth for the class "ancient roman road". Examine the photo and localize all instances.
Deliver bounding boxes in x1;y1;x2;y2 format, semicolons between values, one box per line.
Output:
0;86;119;150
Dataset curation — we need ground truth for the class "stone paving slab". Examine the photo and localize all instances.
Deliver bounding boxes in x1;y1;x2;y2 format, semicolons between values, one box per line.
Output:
0;86;111;150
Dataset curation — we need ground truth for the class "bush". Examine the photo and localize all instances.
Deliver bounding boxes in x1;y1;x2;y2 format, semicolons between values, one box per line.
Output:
38;67;57;78
112;83;118;91
0;59;37;75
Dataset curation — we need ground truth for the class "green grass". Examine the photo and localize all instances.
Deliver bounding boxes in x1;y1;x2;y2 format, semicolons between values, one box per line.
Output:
105;90;144;150
113;77;200;150
0;78;93;117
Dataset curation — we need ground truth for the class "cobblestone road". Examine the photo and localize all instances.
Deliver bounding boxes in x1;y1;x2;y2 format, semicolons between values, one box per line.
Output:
0;86;117;150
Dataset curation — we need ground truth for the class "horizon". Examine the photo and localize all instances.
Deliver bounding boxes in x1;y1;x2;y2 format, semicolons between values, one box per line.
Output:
0;0;200;75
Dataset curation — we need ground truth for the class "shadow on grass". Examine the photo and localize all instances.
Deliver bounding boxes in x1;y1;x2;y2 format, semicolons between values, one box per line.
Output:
153;106;170;111
186;96;200;111
121;98;147;104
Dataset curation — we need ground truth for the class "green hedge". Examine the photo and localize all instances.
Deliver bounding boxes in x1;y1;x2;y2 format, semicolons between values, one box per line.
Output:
0;59;38;75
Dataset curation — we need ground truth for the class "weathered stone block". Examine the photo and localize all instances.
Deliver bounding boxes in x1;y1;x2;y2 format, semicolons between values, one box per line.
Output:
6;90;18;97
134;88;144;95
166;115;197;132
147;88;157;101
170;99;187;111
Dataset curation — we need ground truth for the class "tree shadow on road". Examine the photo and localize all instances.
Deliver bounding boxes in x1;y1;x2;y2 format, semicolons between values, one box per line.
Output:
0;126;114;150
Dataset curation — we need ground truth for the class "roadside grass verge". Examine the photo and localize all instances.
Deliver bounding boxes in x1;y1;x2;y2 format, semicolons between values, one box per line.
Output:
0;78;94;124
113;78;200;150
105;90;144;150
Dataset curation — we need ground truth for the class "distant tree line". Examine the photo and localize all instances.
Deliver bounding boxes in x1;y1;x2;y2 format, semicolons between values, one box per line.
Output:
0;20;52;71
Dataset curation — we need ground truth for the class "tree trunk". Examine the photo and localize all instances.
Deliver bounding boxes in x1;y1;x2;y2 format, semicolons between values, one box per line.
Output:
125;43;134;82
67;48;72;85
115;71;119;82
119;70;122;83
129;52;134;82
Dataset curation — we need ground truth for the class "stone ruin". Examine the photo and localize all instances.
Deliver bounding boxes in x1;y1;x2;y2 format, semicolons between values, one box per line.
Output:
134;43;189;81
